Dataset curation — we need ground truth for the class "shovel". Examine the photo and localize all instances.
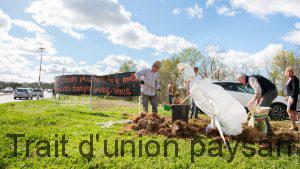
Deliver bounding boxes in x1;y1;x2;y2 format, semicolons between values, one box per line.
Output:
141;82;168;93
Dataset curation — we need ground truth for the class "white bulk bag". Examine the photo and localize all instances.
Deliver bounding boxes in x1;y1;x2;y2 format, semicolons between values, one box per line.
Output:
190;79;247;135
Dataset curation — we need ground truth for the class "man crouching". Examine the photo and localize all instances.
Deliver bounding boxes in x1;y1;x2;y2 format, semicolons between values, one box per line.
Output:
237;73;278;135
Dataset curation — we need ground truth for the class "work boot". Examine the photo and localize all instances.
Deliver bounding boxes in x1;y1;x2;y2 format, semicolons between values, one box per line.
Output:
289;126;299;132
189;112;193;119
267;130;274;137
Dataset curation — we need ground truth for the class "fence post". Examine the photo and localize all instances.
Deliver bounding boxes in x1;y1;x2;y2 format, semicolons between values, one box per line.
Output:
89;75;93;111
138;96;141;113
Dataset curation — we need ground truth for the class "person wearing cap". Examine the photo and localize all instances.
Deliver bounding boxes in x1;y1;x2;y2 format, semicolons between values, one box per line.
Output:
136;61;161;113
187;67;201;119
236;73;278;135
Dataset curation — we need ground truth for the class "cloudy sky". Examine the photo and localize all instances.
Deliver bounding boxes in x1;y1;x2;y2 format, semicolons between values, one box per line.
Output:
0;0;299;82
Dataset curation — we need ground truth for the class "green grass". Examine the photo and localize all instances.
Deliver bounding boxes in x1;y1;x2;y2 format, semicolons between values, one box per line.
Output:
0;96;299;169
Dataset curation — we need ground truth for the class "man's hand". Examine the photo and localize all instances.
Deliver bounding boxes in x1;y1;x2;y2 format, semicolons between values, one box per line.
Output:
256;97;261;105
288;98;294;104
247;100;254;108
285;96;288;101
248;94;260;108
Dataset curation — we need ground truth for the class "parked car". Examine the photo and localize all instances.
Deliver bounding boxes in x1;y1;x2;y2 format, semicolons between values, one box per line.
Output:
14;88;33;100
213;81;288;121
3;87;14;93
32;89;44;98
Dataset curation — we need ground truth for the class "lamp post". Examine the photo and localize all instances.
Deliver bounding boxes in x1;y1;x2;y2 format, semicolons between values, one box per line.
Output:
37;47;45;100
62;68;66;75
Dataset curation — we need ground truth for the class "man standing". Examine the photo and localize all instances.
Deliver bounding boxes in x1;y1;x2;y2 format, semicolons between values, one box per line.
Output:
187;67;201;119
236;73;278;135
136;61;161;113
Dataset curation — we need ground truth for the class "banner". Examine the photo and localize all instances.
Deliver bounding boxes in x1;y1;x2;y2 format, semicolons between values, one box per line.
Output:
54;72;141;96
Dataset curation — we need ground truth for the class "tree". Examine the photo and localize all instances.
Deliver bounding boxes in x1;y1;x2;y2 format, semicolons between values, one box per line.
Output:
265;62;280;84
240;60;261;75
202;44;229;80
266;50;298;95
157;57;181;103
118;60;137;73
173;48;203;68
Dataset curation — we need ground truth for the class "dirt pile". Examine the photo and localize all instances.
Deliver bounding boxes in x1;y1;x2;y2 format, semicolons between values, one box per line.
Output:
123;113;300;143
234;124;299;143
126;113;206;138
235;127;267;142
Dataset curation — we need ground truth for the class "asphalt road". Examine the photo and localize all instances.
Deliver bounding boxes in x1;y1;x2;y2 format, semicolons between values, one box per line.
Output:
0;92;53;104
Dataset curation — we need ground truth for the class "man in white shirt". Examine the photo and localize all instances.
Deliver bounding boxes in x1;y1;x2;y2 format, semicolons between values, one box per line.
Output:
136;61;161;113
187;67;201;119
237;73;278;135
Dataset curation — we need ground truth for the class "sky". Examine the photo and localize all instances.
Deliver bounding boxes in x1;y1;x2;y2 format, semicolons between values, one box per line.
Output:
0;0;300;83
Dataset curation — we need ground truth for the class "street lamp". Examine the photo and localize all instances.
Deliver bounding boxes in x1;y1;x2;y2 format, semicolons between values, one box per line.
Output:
37;47;45;100
62;68;66;75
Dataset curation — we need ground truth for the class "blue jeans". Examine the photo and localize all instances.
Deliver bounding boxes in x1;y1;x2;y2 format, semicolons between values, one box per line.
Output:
168;95;173;105
191;99;199;118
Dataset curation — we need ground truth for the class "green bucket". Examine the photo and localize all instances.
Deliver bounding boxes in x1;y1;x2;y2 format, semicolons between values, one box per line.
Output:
164;105;170;111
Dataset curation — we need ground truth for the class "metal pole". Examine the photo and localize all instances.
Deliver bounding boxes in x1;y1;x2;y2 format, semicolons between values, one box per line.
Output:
138;96;141;113
60;68;66;100
89;75;93;111
37;47;45;100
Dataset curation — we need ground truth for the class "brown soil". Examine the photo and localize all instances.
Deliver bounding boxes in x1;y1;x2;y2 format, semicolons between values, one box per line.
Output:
234;126;267;142
123;113;300;144
125;112;208;138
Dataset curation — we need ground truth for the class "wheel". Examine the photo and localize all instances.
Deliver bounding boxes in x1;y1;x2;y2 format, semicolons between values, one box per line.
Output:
269;103;288;121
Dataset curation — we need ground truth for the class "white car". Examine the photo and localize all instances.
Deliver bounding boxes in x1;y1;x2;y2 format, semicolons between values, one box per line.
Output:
14;88;33;100
32;89;44;98
213;81;289;121
3;87;14;94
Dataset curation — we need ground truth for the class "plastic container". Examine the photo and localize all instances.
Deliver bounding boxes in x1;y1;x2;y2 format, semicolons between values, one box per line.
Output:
164;105;170;111
170;105;190;123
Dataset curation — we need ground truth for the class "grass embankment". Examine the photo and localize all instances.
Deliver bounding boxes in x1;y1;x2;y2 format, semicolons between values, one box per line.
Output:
0;96;299;168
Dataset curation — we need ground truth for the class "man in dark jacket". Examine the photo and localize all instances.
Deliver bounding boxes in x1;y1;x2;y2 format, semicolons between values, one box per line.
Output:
237;73;278;135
